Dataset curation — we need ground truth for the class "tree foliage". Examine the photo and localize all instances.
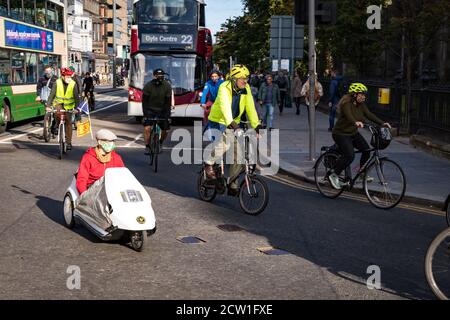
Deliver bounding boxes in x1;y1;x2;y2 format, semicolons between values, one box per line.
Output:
213;0;294;72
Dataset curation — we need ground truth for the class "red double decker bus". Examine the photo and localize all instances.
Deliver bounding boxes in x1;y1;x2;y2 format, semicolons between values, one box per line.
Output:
128;0;213;119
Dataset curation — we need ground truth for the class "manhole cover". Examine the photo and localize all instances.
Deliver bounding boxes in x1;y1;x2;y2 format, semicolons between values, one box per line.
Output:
176;236;206;244
217;224;243;232
258;246;290;255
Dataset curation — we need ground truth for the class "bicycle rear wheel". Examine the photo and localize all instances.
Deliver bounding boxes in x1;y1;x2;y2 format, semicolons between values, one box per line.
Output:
43;113;52;142
425;228;450;300
314;151;345;199
239;175;269;215
364;158;406;209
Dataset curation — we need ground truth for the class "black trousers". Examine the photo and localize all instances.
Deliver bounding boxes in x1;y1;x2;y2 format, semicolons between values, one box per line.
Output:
294;97;301;114
279;90;287;113
332;132;371;176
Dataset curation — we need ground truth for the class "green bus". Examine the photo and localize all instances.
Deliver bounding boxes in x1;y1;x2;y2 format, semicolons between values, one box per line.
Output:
0;0;66;133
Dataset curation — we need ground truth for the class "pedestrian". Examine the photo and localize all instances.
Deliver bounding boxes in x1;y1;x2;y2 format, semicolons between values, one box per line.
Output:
328;69;344;131
69;66;83;100
258;74;280;130
36;65;57;104
301;73;323;120
200;70;224;126
292;70;303;116
274;70;289;115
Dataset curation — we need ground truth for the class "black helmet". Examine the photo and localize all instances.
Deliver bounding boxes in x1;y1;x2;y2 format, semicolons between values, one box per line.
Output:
153;68;165;77
209;69;222;77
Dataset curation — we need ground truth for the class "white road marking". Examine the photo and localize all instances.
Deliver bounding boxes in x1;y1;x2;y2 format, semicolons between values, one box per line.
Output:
126;133;143;147
0;100;127;143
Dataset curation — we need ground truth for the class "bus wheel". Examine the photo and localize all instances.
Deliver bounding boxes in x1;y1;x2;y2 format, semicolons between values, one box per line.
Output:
0;103;10;134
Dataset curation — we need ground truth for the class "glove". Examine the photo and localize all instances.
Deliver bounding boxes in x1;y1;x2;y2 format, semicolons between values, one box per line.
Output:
228;121;239;130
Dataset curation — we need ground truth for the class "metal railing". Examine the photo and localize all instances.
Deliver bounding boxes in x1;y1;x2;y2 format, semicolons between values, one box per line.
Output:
320;79;450;142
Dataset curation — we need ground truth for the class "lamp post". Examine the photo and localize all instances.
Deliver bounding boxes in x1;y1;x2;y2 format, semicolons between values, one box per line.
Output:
308;0;316;161
112;0;117;88
64;0;69;66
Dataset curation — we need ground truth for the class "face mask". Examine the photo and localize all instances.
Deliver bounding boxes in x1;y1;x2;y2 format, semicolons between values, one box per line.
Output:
99;141;115;153
64;77;72;84
45;71;53;78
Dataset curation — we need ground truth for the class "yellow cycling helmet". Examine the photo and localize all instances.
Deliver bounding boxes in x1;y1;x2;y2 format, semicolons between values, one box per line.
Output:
348;82;368;94
229;64;250;80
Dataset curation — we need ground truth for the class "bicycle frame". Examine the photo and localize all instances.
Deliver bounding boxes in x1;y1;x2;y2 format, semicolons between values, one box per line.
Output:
332;125;388;190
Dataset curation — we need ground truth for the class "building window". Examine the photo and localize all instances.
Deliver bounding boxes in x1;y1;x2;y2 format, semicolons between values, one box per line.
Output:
10;0;24;21
35;0;46;27
38;54;59;77
0;49;11;84
55;3;63;31
46;2;56;30
25;52;37;83
11;51;26;84
0;0;8;17
23;0;35;24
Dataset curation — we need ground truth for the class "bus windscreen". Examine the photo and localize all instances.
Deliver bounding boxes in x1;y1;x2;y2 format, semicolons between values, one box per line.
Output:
134;0;197;25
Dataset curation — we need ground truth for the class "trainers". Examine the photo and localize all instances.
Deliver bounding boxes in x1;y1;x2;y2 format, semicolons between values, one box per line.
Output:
66;143;72;151
328;173;342;190
205;164;216;180
144;145;150;155
227;187;239;197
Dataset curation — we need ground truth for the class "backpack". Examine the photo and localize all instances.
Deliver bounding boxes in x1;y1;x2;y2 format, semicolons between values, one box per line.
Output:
277;76;287;89
336;80;348;99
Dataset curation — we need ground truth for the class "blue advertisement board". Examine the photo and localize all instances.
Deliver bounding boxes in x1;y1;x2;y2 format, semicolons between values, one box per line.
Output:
4;20;54;52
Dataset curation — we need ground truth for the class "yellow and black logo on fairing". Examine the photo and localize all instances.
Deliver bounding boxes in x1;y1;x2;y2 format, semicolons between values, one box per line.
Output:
136;216;146;224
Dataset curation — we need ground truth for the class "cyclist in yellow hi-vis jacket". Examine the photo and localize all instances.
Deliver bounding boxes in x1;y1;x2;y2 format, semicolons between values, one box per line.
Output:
204;64;262;196
47;67;81;150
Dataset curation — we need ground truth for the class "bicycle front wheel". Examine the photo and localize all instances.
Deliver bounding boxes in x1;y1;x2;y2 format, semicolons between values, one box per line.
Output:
364;158;406;209
446;202;450;227
59;123;66;160
43;113;52;142
425;228;450;300
152;133;159;173
314;151;345;199
239;175;269;216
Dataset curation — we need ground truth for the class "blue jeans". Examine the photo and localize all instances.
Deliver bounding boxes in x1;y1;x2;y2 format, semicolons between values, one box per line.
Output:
263;104;274;128
329;103;337;129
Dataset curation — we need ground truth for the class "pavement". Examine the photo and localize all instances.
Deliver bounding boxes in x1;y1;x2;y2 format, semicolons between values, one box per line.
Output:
94;84;126;94
260;103;450;209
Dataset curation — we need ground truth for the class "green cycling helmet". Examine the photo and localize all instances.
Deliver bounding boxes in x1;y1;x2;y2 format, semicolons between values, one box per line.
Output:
348;82;368;94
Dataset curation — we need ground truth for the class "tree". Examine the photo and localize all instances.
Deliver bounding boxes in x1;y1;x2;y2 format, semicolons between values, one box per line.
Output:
213;0;294;73
384;0;450;133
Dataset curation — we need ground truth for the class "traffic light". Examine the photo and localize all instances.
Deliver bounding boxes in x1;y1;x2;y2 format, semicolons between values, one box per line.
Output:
295;0;308;25
295;0;337;25
317;1;337;24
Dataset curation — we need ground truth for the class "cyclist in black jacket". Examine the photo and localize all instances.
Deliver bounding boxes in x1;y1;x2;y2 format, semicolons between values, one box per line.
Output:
142;68;173;155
